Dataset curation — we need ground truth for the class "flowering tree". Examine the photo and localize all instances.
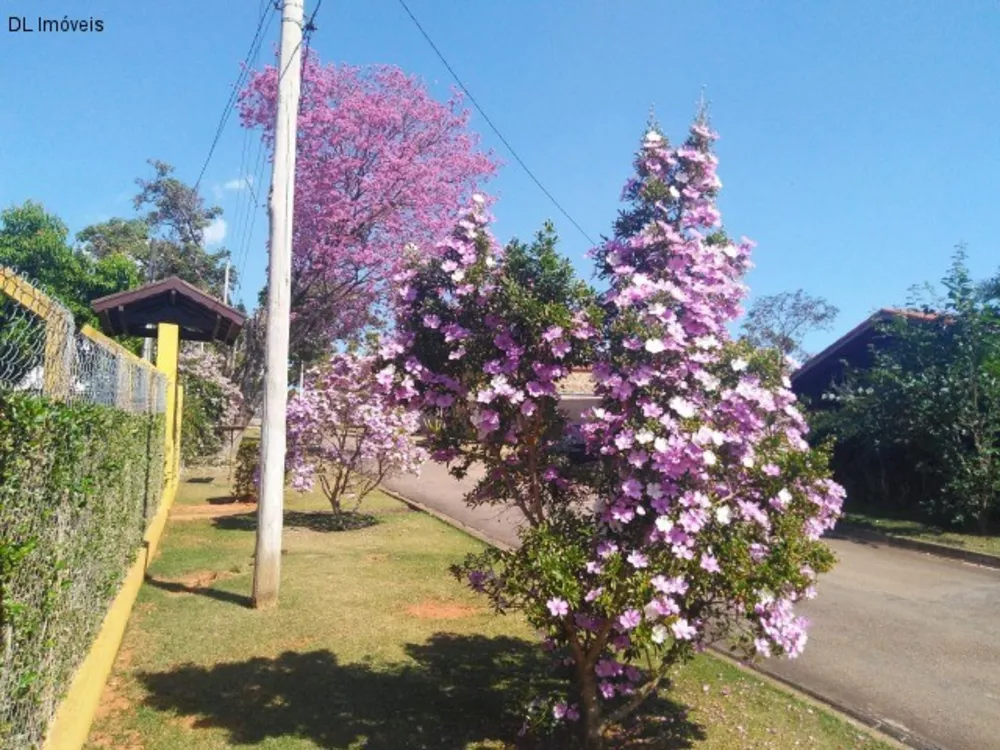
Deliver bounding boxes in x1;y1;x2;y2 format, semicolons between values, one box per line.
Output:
178;346;243;463
381;113;844;749
238;54;498;363
286;353;427;517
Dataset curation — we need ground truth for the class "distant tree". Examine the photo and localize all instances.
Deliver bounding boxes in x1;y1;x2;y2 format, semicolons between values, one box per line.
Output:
133;159;233;297
741;289;838;364
238;53;498;367
76;217;149;262
0;201;141;326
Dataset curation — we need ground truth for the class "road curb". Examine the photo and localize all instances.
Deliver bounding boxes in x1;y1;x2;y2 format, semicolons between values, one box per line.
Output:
832;525;1000;570
380;483;932;750
380;486;514;551
711;649;944;750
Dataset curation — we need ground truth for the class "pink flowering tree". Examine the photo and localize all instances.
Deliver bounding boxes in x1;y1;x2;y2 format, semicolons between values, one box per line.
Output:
381;114;843;749
285;353;427;520
178;346;244;463
239;53;498;363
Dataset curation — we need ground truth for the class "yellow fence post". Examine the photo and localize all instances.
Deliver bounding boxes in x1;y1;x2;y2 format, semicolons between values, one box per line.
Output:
156;323;179;502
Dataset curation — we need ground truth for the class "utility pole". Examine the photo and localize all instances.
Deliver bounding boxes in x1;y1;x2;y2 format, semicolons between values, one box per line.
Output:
252;0;304;609
223;259;231;305
142;237;155;362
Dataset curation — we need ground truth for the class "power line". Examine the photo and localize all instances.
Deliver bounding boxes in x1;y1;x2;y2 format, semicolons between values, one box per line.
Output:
235;0;321;303
395;0;596;247
193;1;276;193
230;0;278;301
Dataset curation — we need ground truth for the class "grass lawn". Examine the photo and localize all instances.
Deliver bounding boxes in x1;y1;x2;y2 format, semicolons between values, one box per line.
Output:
839;509;1000;558
86;469;895;750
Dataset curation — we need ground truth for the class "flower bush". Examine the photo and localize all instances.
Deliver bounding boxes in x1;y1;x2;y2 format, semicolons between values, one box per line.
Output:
286;353;426;516
380;114;843;748
178;346;243;464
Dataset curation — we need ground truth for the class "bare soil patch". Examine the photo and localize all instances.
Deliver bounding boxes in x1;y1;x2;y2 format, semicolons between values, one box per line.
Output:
405;599;483;620
170;502;257;521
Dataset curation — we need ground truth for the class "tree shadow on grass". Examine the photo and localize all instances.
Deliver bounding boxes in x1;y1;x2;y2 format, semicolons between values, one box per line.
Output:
137;633;703;749
143;575;253;609
212;511;379;533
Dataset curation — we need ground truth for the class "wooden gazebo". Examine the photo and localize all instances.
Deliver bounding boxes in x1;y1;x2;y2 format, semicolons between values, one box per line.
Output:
91;276;245;345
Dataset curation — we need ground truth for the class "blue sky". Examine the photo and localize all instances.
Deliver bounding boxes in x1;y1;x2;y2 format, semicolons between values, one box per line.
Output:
2;0;998;354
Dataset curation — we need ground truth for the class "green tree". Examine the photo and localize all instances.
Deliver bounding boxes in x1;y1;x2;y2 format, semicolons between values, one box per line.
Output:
76;217;150;262
0;201;141;326
133;159;234;296
817;247;1000;532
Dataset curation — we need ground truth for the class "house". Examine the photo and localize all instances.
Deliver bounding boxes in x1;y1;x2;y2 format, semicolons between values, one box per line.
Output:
790;308;938;405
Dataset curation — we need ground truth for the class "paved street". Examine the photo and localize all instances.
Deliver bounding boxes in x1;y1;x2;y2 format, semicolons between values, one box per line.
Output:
384;462;1000;750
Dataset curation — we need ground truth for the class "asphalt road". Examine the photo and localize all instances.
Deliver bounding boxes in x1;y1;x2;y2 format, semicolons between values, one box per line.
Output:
384;461;1000;750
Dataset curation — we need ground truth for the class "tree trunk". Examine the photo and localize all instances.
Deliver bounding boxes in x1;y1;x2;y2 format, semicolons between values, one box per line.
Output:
577;662;605;749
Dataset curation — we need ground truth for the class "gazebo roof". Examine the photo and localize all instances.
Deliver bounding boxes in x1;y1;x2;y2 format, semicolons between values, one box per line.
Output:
91;276;246;345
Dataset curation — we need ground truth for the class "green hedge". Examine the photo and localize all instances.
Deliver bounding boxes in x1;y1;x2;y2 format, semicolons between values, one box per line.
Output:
0;390;165;748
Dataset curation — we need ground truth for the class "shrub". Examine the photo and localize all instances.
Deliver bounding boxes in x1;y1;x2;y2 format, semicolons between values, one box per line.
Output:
233;437;260;500
381;116;842;748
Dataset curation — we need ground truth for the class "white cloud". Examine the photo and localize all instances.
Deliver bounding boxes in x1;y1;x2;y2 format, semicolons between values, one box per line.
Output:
204;218;227;246
224;176;253;191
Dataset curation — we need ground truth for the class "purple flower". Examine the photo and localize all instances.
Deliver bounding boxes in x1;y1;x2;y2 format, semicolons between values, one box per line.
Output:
551;339;571;358
671;618;697;641
618;609;642;631
626;551;649;569
700;553;721;574
547;598;569;617
542;325;564;342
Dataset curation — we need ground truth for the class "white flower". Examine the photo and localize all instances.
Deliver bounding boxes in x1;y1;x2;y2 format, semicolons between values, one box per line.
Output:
655;516;674;533
651;624;669;644
715;505;732;525
644;130;663;145
668;185;681;199
654;437;669;453
723;244;740;258
669;397;696;419
452;270;466;282
703;450;717;466
645;339;666;354
485;256;496;268
635;429;655;445
472;193;486;206
731;358;748;372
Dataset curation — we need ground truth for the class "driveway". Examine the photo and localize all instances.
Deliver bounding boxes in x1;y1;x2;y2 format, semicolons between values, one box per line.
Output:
383;463;1000;750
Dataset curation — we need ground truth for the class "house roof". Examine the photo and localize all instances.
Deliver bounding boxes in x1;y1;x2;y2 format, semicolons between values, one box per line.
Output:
91;276;246;345
791;308;937;402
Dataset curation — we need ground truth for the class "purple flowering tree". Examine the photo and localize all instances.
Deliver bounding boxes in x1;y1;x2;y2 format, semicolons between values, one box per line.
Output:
381;114;843;749
285;353;427;519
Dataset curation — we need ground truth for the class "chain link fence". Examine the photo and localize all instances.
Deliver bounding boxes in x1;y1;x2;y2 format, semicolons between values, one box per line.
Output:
1;267;169;748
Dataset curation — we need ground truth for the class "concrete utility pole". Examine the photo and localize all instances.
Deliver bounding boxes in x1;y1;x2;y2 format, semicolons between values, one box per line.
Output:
253;0;304;609
223;259;231;305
